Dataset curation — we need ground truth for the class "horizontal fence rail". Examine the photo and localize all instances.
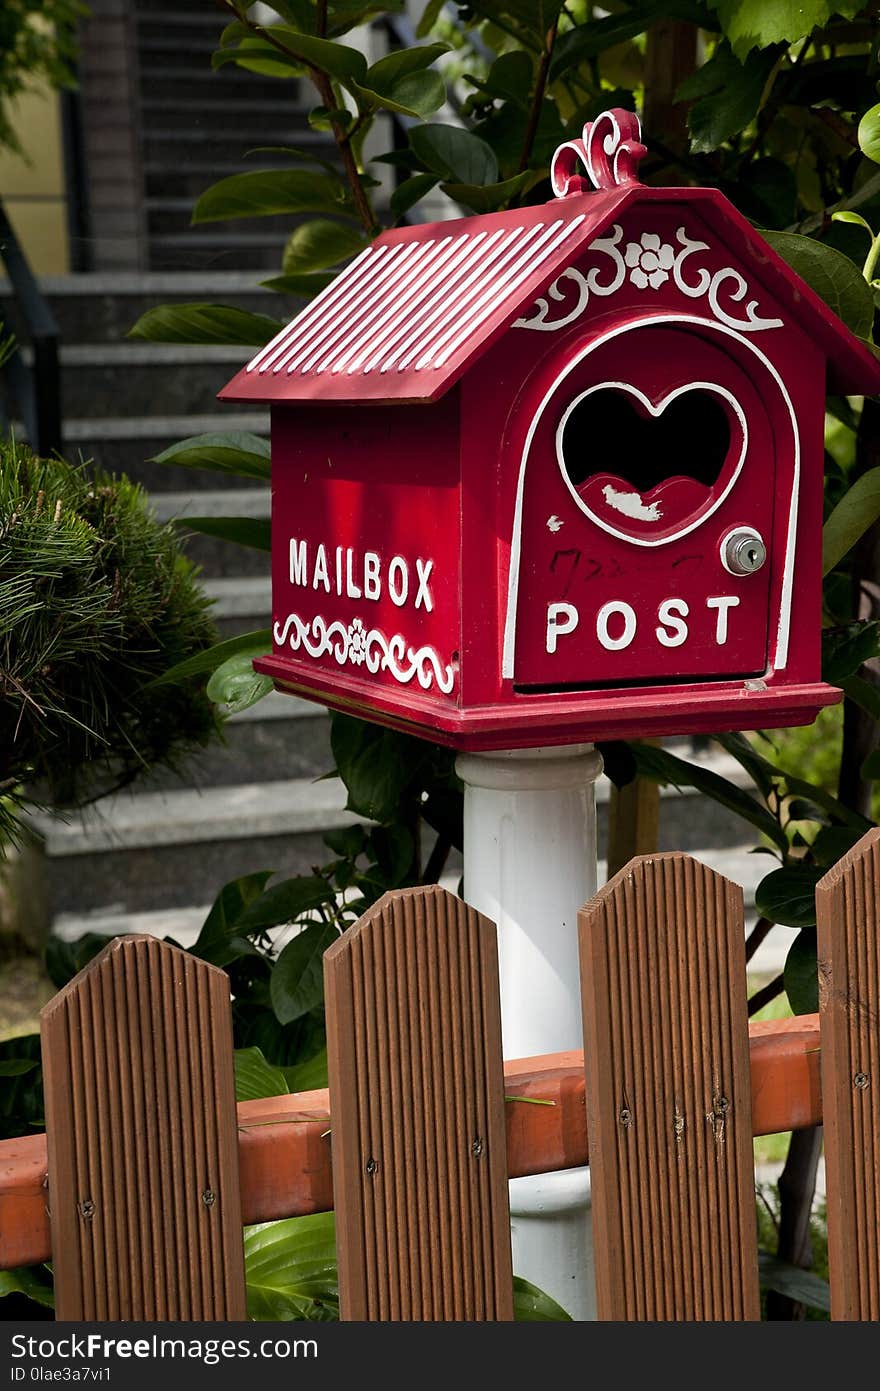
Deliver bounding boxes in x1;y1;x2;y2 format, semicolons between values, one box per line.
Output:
0;1015;821;1273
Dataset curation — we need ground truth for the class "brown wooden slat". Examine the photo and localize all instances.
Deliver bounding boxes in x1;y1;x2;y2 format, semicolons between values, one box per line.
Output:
816;825;880;1321
325;885;514;1321
40;935;246;1321
579;853;760;1321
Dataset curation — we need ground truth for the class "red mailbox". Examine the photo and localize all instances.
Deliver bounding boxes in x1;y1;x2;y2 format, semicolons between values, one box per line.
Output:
220;109;880;751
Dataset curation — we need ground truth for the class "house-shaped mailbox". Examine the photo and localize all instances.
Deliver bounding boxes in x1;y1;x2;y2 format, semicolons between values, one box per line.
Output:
220;110;880;751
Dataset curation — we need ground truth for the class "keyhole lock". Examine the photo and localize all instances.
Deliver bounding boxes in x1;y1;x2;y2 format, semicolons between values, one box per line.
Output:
721;527;767;576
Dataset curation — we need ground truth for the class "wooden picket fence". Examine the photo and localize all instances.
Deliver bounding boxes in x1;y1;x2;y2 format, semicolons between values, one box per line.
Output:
2;828;880;1321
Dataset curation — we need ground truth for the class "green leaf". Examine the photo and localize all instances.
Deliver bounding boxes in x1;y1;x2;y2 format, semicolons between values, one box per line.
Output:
680;42;781;154
758;1251;830;1311
842;672;880;722
755;866;822;929
191;867;275;968
859;102;880;166
715;731;776;800
810;825;864;868
390;172;441;220
151;432;270;483
175;516;271;552
387;69;446;118
630;742;789;854
206;651;274;714
416;0;445;36
147;629;271;690
832;209;874;239
44;934;110;990
260;272;336;297
237;876;336;934
282;1046;329;1092
550;3;667;80
191;870;275;966
193;170;352;224
762;231;875;341
0;1058;37;1077
234;1046;290;1102
409;123;499;186
128;304;282;347
441;172;533;214
822;468;880;575
365;41;448;89
709;0;853;61
322;824;368;857
822;621;880;684
245;25;366;81
270;922;339;1025
330;714;430;822
212;37;305;80
783;928;819;1014
513;1275;573;1321
244;1214;338;1321
283;219;369;275
0;1035;43;1141
0;1266;55;1309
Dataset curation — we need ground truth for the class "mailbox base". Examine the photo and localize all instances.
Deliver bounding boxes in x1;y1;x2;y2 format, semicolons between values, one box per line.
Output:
254;655;841;751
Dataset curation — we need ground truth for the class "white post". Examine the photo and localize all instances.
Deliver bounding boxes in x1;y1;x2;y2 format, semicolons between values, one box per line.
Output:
454;744;603;1322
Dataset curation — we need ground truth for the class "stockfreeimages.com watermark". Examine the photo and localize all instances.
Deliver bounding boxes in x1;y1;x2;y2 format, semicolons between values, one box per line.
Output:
10;1333;317;1374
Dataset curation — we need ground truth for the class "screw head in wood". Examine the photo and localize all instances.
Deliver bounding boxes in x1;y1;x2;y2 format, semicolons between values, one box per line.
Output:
365;1156;378;1175
471;1137;484;1157
854;1072;869;1090
78;1198;95;1220
619;1108;632;1126
202;1189;216;1207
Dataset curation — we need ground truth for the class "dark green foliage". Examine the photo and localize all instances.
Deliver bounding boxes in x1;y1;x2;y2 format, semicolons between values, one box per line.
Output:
0;442;221;842
0;0;85;159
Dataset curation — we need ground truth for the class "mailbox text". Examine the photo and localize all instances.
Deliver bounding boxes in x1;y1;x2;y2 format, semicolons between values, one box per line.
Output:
289;539;434;612
546;595;741;653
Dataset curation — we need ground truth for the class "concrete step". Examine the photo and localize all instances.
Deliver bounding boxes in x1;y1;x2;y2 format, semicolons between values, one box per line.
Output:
150;486;271;576
141;160;326;201
52;840;787;966
146;231;288;273
3;270;285;343
62;411;268;484
29;775;361;919
206;575;271;641
142;126;323;168
41;754;776;948
33;342;252;418
140;692;333;792
141;69;288;105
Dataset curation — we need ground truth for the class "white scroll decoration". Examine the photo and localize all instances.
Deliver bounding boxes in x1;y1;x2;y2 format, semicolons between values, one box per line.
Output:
513;226;625;331
671;226;783;331
273;613;456;694
551;108;646;197
514;222;783;334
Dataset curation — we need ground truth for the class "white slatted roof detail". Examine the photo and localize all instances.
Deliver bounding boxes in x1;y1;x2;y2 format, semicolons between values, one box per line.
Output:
245;212;587;382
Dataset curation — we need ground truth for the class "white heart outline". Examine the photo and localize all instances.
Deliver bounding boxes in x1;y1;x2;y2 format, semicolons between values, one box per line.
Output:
554;379;749;547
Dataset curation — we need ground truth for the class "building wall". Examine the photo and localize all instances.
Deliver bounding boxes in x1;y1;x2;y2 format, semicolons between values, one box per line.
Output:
0;85;69;275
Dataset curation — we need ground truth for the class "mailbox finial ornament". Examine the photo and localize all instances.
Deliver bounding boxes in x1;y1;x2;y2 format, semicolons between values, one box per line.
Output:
551;108;647;198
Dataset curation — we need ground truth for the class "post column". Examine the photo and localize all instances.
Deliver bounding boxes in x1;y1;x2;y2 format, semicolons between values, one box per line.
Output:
455;743;603;1321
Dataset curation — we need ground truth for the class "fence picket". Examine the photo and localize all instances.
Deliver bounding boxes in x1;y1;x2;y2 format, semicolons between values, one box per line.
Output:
579;852;760;1320
817;825;880;1320
324;885;514;1320
40;934;246;1321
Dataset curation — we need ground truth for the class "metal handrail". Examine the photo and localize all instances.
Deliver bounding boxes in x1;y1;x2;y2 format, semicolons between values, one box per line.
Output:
0;197;62;457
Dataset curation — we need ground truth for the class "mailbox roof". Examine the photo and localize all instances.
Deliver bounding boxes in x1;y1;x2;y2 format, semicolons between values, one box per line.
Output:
219;183;880;406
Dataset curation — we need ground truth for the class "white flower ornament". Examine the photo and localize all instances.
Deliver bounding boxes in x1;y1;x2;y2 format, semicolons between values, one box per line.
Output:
347;616;367;665
625;232;675;290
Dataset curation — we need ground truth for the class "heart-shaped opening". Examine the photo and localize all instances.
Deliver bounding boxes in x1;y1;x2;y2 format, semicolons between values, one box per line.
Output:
559;385;739;537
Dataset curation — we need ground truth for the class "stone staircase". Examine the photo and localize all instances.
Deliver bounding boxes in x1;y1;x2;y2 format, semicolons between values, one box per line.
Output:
3;0;776;961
